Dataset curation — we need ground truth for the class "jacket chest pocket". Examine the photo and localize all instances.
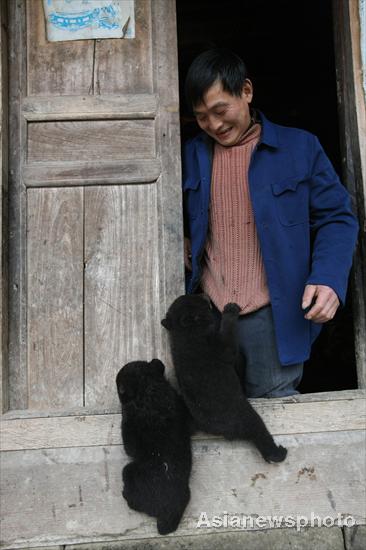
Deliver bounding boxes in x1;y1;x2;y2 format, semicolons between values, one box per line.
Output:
271;177;309;226
183;178;202;220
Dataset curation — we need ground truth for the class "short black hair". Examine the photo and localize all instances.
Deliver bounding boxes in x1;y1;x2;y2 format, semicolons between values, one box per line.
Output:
185;49;249;110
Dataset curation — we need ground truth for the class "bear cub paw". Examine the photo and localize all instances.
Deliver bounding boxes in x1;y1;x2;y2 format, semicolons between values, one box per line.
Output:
223;303;241;315
264;444;288;463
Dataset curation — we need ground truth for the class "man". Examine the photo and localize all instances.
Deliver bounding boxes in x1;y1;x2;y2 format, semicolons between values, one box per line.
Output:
182;49;358;398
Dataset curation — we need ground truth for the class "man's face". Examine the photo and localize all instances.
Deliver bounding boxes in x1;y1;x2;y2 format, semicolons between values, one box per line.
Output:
193;80;253;146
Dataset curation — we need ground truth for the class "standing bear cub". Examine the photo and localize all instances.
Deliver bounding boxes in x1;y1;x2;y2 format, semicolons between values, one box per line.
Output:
162;295;287;463
116;359;192;535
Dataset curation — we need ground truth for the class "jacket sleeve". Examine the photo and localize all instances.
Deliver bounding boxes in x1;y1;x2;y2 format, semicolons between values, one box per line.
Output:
305;136;359;303
181;141;189;238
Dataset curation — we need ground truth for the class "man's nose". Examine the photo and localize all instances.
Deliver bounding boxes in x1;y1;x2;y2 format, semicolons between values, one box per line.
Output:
208;115;222;133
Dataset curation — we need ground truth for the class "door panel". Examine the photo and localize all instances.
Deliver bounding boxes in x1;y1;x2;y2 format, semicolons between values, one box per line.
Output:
27;188;84;410
84;184;162;409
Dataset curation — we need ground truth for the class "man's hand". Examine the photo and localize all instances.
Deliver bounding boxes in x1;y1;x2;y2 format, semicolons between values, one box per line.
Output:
302;284;340;323
184;237;192;271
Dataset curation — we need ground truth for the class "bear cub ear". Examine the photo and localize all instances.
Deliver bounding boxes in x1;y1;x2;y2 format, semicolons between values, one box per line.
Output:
161;317;172;330
149;358;165;375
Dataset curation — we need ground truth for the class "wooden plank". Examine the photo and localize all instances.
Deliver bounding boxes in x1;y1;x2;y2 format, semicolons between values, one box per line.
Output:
333;0;366;389
94;0;153;94
1;395;365;451
66;528;347;550
27;120;156;162
0;0;9;414
8;0;28;410
22;94;158;121
0;431;365;548
84;185;163;409
349;0;366;390
151;0;185;373
27;188;84;410
26;0;94;96
23;159;161;187
2;389;365;420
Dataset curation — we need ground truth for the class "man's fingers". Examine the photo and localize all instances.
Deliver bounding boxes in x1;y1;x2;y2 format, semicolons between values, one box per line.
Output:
304;296;328;320
302;285;317;309
304;285;340;322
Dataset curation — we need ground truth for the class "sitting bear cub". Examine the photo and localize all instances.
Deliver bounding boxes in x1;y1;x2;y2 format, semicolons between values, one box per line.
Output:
116;359;192;535
162;295;287;463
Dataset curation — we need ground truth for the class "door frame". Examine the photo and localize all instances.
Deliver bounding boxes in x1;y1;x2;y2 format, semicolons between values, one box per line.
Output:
333;0;366;389
0;1;365;547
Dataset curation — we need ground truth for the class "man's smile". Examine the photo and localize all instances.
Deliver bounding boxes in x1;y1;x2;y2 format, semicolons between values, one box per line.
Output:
216;127;232;138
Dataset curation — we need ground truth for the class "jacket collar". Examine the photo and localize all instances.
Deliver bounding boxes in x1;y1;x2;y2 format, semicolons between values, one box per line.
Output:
257;110;279;149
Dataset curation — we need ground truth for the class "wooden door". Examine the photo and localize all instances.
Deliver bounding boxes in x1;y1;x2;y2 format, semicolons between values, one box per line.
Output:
5;0;183;414
1;0;185;545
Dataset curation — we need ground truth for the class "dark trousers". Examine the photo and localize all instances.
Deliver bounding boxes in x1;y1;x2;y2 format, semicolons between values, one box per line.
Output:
213;304;303;398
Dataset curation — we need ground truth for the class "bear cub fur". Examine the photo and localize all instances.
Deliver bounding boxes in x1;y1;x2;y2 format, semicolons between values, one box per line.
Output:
116;359;192;535
162;295;287;463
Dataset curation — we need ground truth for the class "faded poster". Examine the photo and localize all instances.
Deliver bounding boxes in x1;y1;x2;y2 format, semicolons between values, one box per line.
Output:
43;0;135;41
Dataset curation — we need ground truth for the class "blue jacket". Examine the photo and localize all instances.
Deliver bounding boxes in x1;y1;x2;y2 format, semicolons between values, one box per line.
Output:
182;112;359;365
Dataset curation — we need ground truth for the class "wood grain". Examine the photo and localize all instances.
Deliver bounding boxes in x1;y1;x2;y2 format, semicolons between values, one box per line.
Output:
8;0;28;410
27;188;84;410
26;0;94;96
151;0;185;375
0;0;9;414
1;393;365;451
1;388;364;420
27;120;156;162
94;0;153;94
23;159;161;187
333;0;366;389
22;94;158;121
1;431;365;548
84;185;163;409
348;0;366;389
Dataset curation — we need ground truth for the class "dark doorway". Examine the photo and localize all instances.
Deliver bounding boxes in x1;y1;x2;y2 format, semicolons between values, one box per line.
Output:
176;0;358;393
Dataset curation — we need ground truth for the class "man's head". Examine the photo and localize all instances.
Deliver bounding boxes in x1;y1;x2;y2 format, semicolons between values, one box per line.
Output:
185;49;253;146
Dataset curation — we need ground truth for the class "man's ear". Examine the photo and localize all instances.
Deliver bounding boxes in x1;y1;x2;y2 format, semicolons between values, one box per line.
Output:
161;317;172;330
242;79;253;102
149;358;165;375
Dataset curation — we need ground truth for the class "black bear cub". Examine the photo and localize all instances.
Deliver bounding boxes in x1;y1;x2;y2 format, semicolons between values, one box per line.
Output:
162;295;287;463
116;359;192;535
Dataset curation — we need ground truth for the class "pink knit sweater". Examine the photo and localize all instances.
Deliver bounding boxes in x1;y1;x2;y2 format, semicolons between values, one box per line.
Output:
201;123;270;314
